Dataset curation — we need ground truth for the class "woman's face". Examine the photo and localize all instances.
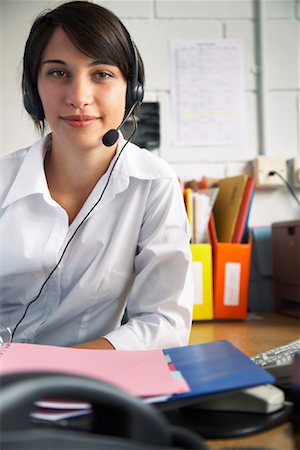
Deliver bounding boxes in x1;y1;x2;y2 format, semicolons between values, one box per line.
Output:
37;27;127;150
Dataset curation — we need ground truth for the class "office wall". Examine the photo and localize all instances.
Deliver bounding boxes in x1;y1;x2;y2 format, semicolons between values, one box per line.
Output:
1;0;300;226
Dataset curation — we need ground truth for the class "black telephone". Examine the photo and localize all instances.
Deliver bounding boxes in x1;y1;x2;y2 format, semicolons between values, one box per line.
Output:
0;372;208;449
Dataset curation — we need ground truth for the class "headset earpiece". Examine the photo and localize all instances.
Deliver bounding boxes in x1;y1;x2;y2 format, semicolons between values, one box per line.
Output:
23;73;45;121
133;81;144;105
123;27;144;113
125;78;144;112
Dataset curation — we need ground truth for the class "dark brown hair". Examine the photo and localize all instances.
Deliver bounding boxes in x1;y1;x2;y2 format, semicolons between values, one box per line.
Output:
22;0;145;134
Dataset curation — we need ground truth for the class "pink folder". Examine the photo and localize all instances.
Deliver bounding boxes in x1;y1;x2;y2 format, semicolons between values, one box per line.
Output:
0;343;189;398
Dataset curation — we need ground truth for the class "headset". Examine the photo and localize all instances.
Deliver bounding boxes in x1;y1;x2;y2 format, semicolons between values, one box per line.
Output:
122;25;144;114
23;20;144;139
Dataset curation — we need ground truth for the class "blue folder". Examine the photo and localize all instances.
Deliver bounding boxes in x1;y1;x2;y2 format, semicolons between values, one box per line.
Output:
160;340;275;409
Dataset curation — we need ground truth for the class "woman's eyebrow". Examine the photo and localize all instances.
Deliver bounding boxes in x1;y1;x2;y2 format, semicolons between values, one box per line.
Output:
42;59;66;66
89;60;113;67
41;59;111;67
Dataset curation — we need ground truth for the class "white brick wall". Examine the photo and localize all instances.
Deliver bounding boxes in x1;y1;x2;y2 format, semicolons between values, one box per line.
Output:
1;0;299;226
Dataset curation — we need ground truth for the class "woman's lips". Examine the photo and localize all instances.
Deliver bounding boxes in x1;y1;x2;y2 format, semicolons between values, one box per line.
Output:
61;115;98;128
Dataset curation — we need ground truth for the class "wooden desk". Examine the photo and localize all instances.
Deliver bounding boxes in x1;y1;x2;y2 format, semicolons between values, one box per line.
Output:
189;312;299;450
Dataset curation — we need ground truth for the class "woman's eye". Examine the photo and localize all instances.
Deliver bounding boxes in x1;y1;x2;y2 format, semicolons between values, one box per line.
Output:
94;71;111;79
48;70;66;78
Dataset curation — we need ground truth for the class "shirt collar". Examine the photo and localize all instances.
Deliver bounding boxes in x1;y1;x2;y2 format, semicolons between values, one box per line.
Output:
2;136;52;208
115;133;172;181
2;133;170;209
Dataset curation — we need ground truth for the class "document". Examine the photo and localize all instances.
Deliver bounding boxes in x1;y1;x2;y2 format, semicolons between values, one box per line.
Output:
171;39;246;146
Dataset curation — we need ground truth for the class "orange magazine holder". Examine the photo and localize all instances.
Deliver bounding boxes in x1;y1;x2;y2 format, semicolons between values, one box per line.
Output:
209;217;252;319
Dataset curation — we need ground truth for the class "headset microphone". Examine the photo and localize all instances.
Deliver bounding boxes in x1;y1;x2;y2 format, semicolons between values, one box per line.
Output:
102;101;138;147
102;129;119;147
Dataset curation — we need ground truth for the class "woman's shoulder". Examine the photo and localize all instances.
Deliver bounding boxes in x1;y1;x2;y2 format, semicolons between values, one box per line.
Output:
0;138;45;203
0;146;30;177
0;147;29;206
120;141;176;181
1;137;47;169
1;146;30;160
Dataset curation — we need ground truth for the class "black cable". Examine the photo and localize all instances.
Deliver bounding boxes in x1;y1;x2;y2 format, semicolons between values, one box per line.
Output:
268;170;300;208
11;123;137;341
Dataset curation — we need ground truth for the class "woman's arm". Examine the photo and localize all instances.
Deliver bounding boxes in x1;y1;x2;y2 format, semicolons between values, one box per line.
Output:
72;337;115;350
103;176;194;350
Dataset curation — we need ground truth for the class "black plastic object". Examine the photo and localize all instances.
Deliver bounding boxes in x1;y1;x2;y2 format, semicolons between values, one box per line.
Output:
164;403;293;439
0;372;208;450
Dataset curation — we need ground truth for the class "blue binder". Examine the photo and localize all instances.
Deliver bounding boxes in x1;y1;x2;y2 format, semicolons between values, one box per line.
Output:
160;340;275;408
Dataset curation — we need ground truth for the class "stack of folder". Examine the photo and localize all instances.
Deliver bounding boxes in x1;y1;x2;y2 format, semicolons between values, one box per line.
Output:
0;340;275;420
183;175;255;321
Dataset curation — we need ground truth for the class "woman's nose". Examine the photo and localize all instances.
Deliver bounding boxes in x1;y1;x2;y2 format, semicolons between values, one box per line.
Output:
65;76;93;109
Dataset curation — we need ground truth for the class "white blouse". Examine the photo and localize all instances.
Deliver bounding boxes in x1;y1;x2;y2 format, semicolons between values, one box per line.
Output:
0;134;194;350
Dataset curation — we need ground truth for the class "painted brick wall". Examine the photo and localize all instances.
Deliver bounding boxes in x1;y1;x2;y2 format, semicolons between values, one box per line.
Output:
1;0;299;225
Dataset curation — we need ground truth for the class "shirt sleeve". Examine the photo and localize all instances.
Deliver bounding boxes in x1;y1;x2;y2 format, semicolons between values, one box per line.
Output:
104;176;194;350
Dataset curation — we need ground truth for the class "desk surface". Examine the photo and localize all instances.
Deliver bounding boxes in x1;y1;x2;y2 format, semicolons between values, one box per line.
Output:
189;312;299;450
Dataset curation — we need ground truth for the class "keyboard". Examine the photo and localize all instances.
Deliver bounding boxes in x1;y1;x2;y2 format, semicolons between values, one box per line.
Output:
251;338;300;387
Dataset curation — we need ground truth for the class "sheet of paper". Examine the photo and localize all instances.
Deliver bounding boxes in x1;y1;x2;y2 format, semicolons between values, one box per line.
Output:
0;343;190;398
170;39;246;146
31;406;92;422
35;399;90;409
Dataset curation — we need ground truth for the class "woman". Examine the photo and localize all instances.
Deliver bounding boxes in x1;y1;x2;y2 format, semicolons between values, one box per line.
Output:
0;1;193;350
